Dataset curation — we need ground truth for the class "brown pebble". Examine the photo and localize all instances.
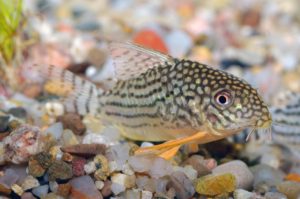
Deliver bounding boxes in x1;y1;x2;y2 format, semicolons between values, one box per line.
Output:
62;153;74;163
182;155;212;177
28;157;46;178
34;152;53;169
48;160;73;181
101;180;112;197
0;183;11;195
58;113;86;135
61;144;106;157
57;183;71;198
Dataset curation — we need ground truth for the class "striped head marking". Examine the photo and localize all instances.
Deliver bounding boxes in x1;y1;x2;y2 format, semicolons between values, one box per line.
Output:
176;60;272;135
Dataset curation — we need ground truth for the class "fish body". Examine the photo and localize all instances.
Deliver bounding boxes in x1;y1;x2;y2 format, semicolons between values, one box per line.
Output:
30;42;272;143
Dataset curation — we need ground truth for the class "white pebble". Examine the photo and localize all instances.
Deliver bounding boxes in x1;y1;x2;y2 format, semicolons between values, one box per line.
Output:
140;142;154;148
45;101;64;117
95;180;104;190
141;190;153;199
84;161;96;174
44;122;63;140
111;182;126;195
49;181;58;192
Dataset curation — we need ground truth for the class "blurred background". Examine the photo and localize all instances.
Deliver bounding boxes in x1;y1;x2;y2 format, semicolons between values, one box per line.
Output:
1;0;300;103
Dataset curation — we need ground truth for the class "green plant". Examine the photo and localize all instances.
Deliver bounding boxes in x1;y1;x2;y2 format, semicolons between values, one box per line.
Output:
0;0;23;65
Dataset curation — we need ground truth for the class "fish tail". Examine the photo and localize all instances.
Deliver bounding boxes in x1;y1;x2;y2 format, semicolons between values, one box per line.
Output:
28;64;103;116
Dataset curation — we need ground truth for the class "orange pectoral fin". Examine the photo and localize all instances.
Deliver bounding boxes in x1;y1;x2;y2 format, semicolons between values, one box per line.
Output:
135;131;208;159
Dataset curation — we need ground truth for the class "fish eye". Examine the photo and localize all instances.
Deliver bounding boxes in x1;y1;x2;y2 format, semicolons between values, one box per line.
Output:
214;90;232;107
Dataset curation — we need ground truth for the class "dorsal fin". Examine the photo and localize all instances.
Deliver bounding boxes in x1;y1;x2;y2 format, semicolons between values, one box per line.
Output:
108;42;175;81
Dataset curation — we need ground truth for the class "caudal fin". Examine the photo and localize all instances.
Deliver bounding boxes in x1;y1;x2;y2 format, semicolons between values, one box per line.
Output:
27;64;103;115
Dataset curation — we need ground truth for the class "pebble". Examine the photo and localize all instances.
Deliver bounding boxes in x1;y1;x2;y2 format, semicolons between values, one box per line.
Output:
101;180;112;197
34;152;54;169
8;107;27;119
251;164;285;193
233;189;255;199
84;161;96;174
61;152;73;162
61;143;106;157
149;157;173;178
141;190;153;199
111;173;136;189
128;155;154;173
28;157;46;177
32;185;49;198
194;173;236;196
69;175;103;199
108;143;130;170
48;160;73;181
11;184;24;196
3;124;43;164
0;168;19;195
133;29;168;53
111;182;126;195
174;165;198;181
56;183;71;198
49;181;58;193
21;175;40;191
265;192;287;199
44;122;63;140
21;192;36;199
165;30;193;57
45;102;64;117
125;189;141;199
169;171;195;199
72;157;86;176
0;116;10;132
75;19;100;31
182;155;214;177
43;193;64;199
94;155;109;181
59;113;86;135
95;180;105;190
62;129;79;146
212;160;254;190
277;181;300;199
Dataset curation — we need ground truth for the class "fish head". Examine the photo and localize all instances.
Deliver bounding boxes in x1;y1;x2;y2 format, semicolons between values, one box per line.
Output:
199;67;272;135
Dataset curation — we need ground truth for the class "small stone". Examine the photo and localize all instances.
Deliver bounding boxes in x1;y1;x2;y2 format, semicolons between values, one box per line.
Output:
194;173;236;196
48;160;73;181
182;155;214;177
277;181;300;199
61;152;73;162
0;168;19;194
128;155;153;173
34;152;54;169
69;175;103;199
251;164;284;193
213;160;254;189
57;183;71;198
62;129;79;146
141;190;152;199
133;29;168;54
233;189;255;199
87;47;107;68
111;183;126;195
125;189;141;199
72;157;86;176
49;146;63;160
28;157;45;177
169;171;195;199
45;102;64;117
108;143;130;170
84;161;96;174
32;185;49;198
7;119;22;132
49;181;58;193
101;180;112;197
11;184;24;196
58;113;86;135
95;181;104;190
61;143;106;157
174;165;198;181
122;163;134;175
44;122;63;140
8;107;27;119
3;124;43;164
21;175;40;191
111;173;136;189
149;157;173;178
265;192;287;199
21;192;36;199
0;116;9;132
94;155;109;181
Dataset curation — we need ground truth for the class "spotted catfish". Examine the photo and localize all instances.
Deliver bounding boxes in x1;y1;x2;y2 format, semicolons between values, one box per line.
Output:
30;42;272;158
